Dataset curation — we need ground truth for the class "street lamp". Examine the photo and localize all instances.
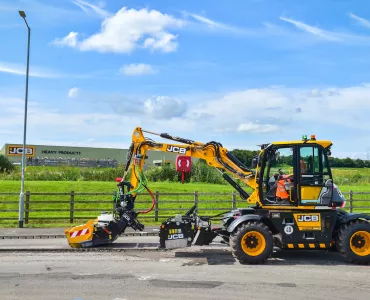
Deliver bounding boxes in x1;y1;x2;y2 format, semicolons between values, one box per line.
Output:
18;10;30;228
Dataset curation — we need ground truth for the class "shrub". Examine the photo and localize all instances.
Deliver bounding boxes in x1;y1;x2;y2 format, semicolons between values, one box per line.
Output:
0;155;14;173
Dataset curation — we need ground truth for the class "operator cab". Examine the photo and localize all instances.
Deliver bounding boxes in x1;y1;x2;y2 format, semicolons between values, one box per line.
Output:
257;135;345;208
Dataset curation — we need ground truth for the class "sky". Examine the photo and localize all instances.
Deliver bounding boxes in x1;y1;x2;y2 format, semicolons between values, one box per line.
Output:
1;0;370;159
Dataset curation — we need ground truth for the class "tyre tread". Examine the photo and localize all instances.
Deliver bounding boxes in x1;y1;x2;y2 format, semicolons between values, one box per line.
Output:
337;219;370;265
229;221;273;264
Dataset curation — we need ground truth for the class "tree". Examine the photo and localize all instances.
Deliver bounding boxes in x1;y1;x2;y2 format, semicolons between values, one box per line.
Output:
0;155;14;173
230;149;259;168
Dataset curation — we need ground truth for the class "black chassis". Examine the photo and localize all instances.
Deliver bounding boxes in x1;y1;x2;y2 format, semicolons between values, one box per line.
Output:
158;205;370;250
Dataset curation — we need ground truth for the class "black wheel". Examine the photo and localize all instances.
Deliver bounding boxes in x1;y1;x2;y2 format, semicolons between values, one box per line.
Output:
229;221;273;264
337;220;370;265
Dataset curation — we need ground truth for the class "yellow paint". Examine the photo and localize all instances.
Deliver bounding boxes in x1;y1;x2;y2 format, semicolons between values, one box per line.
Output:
309;244;315;248
288;244;294;249
319;243;326;248
272;140;332;148
350;231;370;257
293;213;321;231
301;186;322;200
298;244;305;248
64;219;96;248
241;231;266;256
250;205;317;210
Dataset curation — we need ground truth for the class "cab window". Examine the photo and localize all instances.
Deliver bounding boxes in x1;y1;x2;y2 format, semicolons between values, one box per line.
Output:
263;146;294;202
299;146;330;185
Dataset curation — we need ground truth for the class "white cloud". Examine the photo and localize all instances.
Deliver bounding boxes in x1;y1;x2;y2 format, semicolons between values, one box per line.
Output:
120;63;156;76
349;12;370;29
279;16;370;45
72;0;111;18
279;16;341;41
0;61;104;80
68;87;79;98
4;82;370;154
184;12;248;35
237;122;280;133
144;96;187;119
176;83;370;145
53;7;185;54
0;96;138;147
0;61;61;78
52;32;79;47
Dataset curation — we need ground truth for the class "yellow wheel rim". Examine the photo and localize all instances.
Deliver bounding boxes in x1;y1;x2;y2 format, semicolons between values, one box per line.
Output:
350;231;370;257
241;231;266;256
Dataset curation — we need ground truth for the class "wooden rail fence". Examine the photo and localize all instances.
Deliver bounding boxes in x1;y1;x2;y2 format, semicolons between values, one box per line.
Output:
0;190;369;225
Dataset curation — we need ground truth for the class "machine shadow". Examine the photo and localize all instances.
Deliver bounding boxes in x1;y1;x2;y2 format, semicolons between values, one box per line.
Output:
92;243;354;266
267;249;352;266
94;242;159;249
175;249;237;265
176;248;353;266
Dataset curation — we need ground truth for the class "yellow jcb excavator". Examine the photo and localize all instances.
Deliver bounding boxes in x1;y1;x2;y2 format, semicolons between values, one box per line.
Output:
65;127;370;264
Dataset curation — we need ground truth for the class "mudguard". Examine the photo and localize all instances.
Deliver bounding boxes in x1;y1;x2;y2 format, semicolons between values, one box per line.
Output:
227;215;262;233
337;210;370;224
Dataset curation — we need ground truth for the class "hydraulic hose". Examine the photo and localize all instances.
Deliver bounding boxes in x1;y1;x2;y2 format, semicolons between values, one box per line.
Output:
139;185;155;214
126;164;155;214
128;165;147;195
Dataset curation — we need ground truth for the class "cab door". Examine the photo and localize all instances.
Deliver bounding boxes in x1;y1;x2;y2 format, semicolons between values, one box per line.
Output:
298;145;333;206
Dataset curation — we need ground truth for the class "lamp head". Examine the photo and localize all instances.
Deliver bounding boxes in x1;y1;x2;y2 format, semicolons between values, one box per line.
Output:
18;10;26;18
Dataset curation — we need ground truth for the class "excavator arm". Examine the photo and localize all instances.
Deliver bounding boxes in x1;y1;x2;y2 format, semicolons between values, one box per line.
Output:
64;127;261;248
122;127;259;204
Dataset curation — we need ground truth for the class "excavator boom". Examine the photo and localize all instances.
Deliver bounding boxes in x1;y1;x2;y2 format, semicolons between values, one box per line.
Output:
124;127;258;201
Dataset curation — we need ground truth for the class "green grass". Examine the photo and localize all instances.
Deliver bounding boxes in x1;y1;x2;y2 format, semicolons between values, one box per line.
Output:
1;180;369;228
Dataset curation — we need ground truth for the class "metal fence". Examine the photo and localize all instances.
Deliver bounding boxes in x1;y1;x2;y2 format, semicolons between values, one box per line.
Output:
0;191;369;226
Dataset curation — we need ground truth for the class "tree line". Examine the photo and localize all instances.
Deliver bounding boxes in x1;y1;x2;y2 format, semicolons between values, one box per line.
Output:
229;149;369;169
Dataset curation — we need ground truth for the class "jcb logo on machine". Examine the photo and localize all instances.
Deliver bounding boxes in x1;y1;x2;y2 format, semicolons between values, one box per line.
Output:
166;146;186;154
293;213;321;231
298;215;319;222
168;228;184;240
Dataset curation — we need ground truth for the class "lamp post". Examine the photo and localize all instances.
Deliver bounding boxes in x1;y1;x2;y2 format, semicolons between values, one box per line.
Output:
18;10;30;228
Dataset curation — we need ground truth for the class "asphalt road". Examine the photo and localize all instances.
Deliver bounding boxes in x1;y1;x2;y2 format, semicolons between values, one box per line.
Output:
0;236;160;249
1;247;369;300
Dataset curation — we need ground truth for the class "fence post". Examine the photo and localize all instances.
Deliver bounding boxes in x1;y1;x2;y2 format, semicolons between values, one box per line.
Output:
155;191;159;222
194;191;198;214
232;191;237;209
70;191;75;224
349;190;353;213
25;191;30;225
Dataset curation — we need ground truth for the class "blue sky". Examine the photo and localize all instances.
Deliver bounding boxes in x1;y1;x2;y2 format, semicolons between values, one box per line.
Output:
1;0;370;159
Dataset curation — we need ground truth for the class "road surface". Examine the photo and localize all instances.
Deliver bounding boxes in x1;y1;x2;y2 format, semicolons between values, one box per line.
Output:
0;247;369;300
0;235;160;250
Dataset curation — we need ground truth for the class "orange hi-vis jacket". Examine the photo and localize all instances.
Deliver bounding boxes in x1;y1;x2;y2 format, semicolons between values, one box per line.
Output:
276;175;292;199
300;159;307;173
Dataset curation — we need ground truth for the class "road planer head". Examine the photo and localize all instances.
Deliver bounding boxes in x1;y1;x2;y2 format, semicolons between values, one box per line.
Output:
65;213;126;248
65;179;145;248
